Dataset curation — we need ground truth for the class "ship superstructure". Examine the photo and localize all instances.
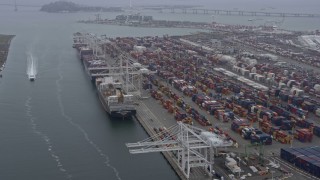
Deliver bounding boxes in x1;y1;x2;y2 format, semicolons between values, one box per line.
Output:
96;76;136;117
73;32;153;118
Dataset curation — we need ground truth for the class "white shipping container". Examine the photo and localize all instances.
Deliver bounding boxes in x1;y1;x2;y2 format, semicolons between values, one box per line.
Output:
287;80;296;87
314;84;320;92
257;76;265;82
316;109;320;117
290;87;304;96
279;83;286;89
133;45;146;52
249;73;256;79
254;75;263;81
240;68;246;75
139;68;149;73
267;73;275;79
243;70;250;76
251;67;256;73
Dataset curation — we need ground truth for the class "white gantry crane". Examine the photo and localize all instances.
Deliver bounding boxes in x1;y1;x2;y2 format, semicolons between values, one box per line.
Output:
73;32;154;98
101;53;152;97
126;122;234;179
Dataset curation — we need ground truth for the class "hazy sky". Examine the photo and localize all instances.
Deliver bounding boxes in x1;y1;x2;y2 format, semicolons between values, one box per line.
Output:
6;0;320;13
11;0;320;6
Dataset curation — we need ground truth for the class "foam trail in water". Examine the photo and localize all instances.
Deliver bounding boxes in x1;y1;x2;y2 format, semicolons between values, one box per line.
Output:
55;64;121;180
26;52;38;76
25;97;72;179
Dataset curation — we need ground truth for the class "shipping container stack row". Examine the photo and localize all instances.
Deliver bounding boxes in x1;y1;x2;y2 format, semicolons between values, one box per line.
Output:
231;120;273;145
147;73;241;144
150;79;214;127
105;36;320;147
228;95;316;144
173;71;317;145
231;56;320;109
232;39;319;82
150;64;316;146
281;146;320;178
112;35;320;101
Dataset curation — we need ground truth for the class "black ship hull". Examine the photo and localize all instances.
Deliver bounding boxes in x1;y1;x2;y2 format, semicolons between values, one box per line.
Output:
97;89;136;119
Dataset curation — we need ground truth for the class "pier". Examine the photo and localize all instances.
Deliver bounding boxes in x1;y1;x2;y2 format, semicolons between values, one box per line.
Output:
145;7;320;18
132;99;213;180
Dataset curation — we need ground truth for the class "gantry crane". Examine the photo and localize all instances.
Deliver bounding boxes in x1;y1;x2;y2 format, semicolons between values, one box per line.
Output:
126;122;234;179
74;32;154;97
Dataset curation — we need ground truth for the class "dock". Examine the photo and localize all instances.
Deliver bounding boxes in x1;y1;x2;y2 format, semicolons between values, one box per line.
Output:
134;99;212;180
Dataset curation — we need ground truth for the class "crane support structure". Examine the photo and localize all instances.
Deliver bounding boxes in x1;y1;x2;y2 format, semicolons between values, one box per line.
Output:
73;32;155;97
126;122;234;179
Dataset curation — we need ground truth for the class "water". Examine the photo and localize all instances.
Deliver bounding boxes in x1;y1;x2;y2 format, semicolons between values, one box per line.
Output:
0;6;318;180
75;10;320;31
26;53;37;78
0;8;190;180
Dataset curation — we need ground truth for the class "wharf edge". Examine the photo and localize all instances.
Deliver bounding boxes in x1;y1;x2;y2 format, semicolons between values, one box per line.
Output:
133;101;187;180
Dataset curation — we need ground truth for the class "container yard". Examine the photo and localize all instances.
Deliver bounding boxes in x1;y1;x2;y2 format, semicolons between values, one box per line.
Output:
73;30;320;179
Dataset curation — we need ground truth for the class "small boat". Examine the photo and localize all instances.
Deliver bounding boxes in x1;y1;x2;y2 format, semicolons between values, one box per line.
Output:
29;74;35;81
27;53;37;82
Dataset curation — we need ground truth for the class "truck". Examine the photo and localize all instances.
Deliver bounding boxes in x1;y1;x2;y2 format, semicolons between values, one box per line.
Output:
241;128;263;140
273;130;292;144
225;157;241;174
313;126;320;137
294;129;313;142
247;113;258;123
231;120;250;134
271;116;294;130
250;133;272;145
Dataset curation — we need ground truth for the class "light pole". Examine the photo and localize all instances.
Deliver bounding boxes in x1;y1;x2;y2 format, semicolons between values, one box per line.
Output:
238;153;241;178
271;170;275;180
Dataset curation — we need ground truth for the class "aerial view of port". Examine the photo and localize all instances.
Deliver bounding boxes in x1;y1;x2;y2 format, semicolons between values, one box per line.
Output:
0;0;320;180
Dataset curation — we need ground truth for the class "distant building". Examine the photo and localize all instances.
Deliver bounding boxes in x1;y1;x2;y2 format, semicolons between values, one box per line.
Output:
211;39;221;47
115;14;153;24
223;47;236;54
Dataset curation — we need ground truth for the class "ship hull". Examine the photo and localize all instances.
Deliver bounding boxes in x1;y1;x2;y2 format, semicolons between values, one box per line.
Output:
97;89;136;119
74;43;136;119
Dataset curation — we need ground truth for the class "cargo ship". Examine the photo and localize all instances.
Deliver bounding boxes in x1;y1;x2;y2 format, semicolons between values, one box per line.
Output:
73;33;137;118
96;76;136;118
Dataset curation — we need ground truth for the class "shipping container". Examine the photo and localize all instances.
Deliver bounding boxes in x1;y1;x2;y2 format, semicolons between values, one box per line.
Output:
250;133;272;145
313;126;320;137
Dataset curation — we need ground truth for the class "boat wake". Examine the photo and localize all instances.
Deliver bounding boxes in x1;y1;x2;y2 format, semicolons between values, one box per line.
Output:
55;63;122;180
25;97;72;179
26;53;37;81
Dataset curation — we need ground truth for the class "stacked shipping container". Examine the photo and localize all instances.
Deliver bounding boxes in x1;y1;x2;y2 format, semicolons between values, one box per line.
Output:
281;146;320;178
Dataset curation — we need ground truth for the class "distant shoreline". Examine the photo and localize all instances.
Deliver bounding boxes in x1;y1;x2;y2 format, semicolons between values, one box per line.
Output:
0;34;15;73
